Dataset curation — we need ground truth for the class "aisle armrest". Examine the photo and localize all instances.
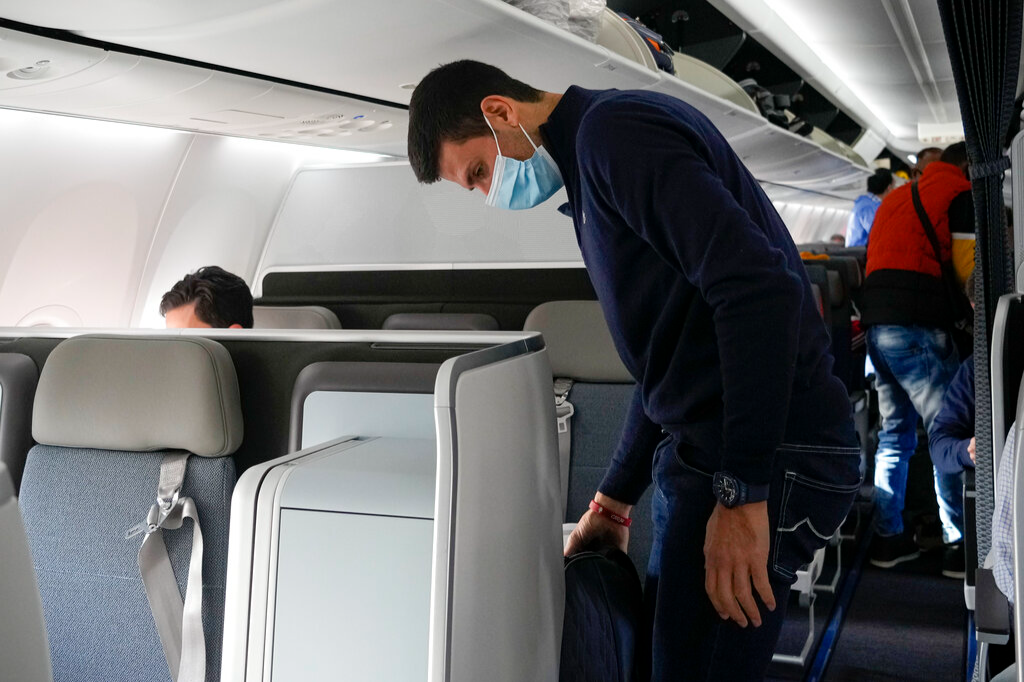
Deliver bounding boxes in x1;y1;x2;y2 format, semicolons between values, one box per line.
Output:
975;568;1011;645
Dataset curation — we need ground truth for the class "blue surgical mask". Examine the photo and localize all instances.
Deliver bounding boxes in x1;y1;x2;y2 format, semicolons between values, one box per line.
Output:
483;116;563;210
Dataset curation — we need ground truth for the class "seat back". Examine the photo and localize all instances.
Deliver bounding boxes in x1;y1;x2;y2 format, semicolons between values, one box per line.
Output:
524;301;655;576
0;461;52;682
253;305;342;329
19;335;243;682
381;312;499;331
992;294;1024;472
0;353;38;492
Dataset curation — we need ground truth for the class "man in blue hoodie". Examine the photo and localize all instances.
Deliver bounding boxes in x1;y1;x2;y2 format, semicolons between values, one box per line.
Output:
845;168;894;247
407;60;860;680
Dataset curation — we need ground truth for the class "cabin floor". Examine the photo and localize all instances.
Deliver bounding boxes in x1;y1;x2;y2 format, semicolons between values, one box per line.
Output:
766;434;971;682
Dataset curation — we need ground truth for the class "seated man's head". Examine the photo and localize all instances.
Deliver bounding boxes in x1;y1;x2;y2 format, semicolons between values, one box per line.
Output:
160;266;254;329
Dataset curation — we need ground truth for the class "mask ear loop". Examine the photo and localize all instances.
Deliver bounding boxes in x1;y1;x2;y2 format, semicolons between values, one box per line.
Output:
483;115;503;156
519;123;541;153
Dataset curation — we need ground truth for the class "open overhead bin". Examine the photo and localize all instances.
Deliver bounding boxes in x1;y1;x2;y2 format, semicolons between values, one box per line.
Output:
0;0;871;190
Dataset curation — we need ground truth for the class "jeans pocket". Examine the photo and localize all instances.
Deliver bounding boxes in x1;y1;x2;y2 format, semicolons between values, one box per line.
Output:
771;471;860;581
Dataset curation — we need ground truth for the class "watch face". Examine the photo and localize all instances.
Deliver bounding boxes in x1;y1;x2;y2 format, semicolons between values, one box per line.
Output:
714;473;739;506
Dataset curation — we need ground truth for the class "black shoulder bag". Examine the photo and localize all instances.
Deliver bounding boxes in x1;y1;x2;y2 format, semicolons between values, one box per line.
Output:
910;181;974;359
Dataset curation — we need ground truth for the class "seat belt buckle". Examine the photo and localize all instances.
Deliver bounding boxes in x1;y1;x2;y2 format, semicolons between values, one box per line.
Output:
125;493;179;540
556;402;575;433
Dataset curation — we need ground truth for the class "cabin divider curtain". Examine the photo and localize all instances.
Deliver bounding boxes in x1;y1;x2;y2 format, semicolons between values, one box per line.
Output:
937;0;1022;578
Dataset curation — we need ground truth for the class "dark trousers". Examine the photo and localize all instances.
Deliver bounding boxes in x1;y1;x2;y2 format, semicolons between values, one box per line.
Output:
645;439;861;681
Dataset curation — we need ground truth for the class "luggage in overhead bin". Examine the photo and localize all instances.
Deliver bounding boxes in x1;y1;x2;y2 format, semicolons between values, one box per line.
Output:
616;13;676;74
560;548;648;682
502;0;607;42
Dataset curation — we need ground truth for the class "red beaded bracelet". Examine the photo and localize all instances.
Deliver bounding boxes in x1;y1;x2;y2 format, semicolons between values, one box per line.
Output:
589;499;632;527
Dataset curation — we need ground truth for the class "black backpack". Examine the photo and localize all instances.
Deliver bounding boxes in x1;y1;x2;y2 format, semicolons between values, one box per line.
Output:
560;548;649;682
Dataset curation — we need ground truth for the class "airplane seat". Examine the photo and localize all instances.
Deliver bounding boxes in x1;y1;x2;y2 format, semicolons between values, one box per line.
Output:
252;305;342;329
18;335;243;682
595;7;659;73
0;460;53;682
381;312;500;331
810;283;824;318
803;264;834;328
976;294;1024;655
822;245;868;271
523;300;655;576
0;352;39;493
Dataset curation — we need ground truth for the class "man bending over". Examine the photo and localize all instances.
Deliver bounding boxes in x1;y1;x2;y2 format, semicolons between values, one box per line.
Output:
406;61;860;680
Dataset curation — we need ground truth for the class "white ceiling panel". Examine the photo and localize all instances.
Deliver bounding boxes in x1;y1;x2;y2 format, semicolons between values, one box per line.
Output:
0;0;661;106
1;0;291;33
714;0;963;155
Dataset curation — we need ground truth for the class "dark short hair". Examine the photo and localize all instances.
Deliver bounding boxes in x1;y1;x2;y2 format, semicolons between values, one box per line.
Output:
867;168;893;195
159;266;254;328
916;147;943;162
940;141;969;168
407;60;544;184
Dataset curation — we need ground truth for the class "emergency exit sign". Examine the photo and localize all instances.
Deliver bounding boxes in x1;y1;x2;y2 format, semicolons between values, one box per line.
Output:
918;121;965;144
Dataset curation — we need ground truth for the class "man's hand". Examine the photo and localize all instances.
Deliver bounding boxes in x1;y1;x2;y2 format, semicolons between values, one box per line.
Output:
704;501;775;627
969;436;976;464
564;492;630;556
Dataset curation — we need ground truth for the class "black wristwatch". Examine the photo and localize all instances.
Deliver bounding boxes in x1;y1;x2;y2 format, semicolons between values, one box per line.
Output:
712;471;770;508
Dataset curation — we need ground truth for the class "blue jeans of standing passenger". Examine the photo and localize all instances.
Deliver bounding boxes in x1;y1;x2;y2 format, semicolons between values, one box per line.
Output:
867;325;963;541
646;438;860;681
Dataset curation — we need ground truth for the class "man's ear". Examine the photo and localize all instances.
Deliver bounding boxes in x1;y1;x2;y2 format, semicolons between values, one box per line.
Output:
480;95;518;128
228;323;243;329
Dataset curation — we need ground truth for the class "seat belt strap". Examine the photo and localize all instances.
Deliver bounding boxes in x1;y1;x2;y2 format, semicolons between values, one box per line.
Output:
127;452;206;682
554;378;575;518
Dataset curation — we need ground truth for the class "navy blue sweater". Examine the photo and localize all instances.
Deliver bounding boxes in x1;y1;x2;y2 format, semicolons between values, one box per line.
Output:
929;355;975;474
540;87;856;502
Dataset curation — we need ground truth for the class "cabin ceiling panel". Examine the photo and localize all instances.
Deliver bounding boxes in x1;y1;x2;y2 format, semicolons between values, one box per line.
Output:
0;28;408;153
0;0;292;33
713;0;962;155
0;0;661;106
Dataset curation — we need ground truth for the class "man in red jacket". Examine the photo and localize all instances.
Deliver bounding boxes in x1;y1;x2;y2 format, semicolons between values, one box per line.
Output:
861;142;973;572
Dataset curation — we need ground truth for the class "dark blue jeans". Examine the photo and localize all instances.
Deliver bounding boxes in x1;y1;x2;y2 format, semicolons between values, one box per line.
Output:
867;325;962;541
645;438;861;681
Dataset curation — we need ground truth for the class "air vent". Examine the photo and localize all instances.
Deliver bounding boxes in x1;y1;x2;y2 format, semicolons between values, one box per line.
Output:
7;60;52;80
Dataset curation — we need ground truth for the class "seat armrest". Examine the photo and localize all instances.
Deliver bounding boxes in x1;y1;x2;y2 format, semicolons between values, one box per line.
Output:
976;568;1011;644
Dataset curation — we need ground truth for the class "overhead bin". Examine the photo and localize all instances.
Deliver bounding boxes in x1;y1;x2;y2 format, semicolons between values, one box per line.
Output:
0;0;871;189
670;52;759;114
0;29;410;155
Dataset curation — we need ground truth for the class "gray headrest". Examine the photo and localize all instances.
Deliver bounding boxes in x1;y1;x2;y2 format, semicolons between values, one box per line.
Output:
523;301;633;383
382;313;500;331
253;305;342;329
33;335;243;457
829;257;863;288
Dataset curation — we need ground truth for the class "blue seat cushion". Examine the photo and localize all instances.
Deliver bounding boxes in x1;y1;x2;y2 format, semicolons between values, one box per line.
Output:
567;383;656;580
19;446;235;682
